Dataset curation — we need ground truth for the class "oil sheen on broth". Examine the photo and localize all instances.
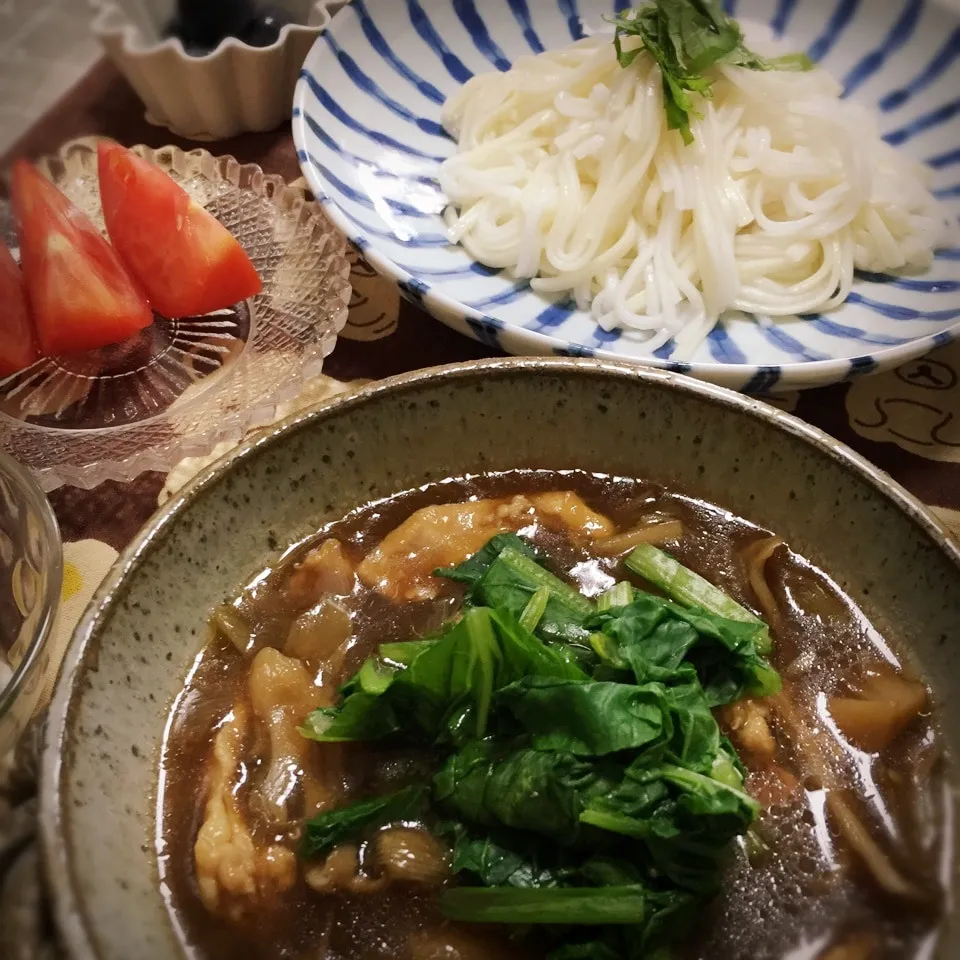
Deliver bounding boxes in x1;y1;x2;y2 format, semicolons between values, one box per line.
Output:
157;471;950;960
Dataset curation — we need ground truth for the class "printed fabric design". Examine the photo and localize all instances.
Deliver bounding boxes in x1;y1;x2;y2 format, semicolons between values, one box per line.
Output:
847;343;960;462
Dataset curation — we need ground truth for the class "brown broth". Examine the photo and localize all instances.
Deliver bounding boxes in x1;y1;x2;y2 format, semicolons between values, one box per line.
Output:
157;470;950;960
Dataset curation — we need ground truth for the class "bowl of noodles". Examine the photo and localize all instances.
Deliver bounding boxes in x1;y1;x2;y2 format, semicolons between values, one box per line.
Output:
293;0;960;392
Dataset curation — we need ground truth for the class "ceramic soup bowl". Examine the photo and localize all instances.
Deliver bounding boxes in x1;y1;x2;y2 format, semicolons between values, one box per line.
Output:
41;358;960;959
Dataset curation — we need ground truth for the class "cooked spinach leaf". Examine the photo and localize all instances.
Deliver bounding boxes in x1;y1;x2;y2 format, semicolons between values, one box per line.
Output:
303;607;501;745
623;543;772;653
440;885;653;924
497;677;667;757
434;741;616;842
439;536;595;643
489;607;589;683
581;758;758;893
589;590;779;706
435;532;539;589
379;638;436;666
441;821;566;888
300;785;426;859
302;605;587;746
476;546;595;643
300;689;399;743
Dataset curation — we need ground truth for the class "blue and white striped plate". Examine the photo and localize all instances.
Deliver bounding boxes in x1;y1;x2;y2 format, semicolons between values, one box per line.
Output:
294;0;960;392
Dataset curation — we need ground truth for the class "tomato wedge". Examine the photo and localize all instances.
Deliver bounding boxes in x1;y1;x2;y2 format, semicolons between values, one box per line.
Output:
98;141;262;318
0;239;38;376
11;160;153;356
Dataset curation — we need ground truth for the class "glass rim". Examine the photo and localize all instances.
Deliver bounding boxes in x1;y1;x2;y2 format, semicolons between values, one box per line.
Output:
0;450;63;722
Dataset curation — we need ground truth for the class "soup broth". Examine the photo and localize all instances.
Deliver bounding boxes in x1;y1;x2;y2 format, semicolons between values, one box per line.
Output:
158;471;951;960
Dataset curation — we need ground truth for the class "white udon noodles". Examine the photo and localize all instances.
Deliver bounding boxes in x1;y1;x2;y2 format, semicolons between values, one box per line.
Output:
439;34;948;357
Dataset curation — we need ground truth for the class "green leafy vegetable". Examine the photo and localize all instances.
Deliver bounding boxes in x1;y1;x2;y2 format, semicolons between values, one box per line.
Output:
478;547;594;642
441;821;565;888
434;741;615;842
520;585;552;632
300;689;399;743
440;885;654;924
497;677;667;756
581;758;758;893
357;656;395;695
303;607;502;745
299;530;782;959
624;542;772;654
610;1;813;144
435;532;539;588
302;605;586;746
491;607;589;682
438;538;595;643
300;785;426;859
589;590;779;705
379;638;436;666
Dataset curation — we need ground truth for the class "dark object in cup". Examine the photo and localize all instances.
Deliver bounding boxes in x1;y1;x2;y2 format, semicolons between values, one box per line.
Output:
240;5;295;47
166;0;294;55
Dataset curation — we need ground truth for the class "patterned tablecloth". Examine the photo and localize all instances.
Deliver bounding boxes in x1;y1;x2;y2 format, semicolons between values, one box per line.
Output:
2;59;960;958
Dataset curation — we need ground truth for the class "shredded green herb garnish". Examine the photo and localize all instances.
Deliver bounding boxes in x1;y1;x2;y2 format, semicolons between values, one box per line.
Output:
610;0;813;145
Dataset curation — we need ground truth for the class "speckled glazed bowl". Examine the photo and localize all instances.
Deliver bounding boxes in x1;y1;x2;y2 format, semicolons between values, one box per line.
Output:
41;358;960;959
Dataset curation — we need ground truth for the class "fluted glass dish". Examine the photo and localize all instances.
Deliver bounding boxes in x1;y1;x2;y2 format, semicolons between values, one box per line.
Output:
0;139;352;490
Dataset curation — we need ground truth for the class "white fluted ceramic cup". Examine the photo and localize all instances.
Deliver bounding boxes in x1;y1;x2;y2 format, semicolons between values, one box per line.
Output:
90;0;344;140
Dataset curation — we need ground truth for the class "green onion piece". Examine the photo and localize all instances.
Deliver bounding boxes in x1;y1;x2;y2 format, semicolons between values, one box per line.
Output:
744;826;770;862
440;885;650;925
710;752;745;790
379;638;436;667
358;657;395;695
624;544;771;653
597;581;634;612
589;631;627;670
519;586;551;632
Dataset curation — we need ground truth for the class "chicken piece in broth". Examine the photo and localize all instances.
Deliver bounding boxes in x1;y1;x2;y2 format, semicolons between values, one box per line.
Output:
193;704;297;918
284;598;352;679
357;492;613;601
194;647;345;918
304;844;385;895
719;698;777;768
525;491;615;539
247;647;339;823
287;538;356;608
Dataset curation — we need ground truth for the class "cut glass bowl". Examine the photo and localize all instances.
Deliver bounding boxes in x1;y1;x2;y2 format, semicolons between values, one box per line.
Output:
0;138;351;490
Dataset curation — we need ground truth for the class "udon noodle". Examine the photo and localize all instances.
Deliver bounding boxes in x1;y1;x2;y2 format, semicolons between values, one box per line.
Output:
439;33;947;356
